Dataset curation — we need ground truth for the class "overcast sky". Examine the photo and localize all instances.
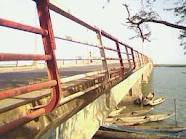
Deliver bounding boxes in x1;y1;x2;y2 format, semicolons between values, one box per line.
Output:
0;0;185;64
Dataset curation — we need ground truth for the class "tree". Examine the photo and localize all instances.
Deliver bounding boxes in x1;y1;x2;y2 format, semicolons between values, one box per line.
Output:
123;0;186;53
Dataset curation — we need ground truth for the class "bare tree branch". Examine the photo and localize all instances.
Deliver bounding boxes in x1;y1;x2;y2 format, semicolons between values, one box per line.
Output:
140;19;186;30
124;4;150;42
124;4;186;42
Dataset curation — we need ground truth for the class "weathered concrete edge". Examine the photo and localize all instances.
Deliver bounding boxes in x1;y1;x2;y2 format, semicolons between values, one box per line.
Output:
41;63;153;139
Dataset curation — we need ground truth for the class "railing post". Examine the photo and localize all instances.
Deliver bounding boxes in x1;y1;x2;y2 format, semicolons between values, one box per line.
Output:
137;52;141;67
135;51;138;68
16;60;18;67
145;56;147;64
96;29;109;79
115;41;124;78
131;48;136;70
140;53;144;65
125;46;132;71
140;53;143;65
36;0;62;112
75;59;77;64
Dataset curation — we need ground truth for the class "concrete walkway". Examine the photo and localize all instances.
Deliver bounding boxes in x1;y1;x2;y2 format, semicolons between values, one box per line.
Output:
0;63;120;90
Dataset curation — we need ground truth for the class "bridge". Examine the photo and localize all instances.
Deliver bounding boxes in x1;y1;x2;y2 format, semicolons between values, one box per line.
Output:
0;0;153;139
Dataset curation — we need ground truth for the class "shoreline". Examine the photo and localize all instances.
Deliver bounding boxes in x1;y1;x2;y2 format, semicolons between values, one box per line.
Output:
154;64;186;67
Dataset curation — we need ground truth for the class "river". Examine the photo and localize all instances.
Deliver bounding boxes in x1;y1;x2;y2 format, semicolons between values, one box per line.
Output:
148;66;186;128
94;66;186;139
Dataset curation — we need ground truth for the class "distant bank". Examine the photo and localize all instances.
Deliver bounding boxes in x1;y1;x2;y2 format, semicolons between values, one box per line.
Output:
154;64;186;67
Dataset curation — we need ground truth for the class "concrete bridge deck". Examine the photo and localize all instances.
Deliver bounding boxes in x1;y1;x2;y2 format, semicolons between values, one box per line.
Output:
0;62;153;139
0;63;122;90
0;64;125;113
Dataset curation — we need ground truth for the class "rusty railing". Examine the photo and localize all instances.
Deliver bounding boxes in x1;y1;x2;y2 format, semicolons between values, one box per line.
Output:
0;0;150;134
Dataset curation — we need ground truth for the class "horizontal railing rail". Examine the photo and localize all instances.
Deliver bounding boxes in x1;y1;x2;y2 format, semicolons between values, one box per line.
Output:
0;18;48;35
0;53;52;61
0;80;57;100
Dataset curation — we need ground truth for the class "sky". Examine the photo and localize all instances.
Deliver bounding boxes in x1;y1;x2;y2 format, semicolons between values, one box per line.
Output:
0;0;185;64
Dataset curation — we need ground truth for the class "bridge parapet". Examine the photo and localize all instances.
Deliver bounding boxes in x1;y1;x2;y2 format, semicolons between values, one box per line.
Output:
0;0;151;137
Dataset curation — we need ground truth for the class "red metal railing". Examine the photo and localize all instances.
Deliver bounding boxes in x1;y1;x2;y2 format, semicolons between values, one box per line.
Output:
0;0;150;134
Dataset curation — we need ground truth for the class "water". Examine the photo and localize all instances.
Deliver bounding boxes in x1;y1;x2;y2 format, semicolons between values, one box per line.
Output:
96;67;186;139
150;67;186;128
